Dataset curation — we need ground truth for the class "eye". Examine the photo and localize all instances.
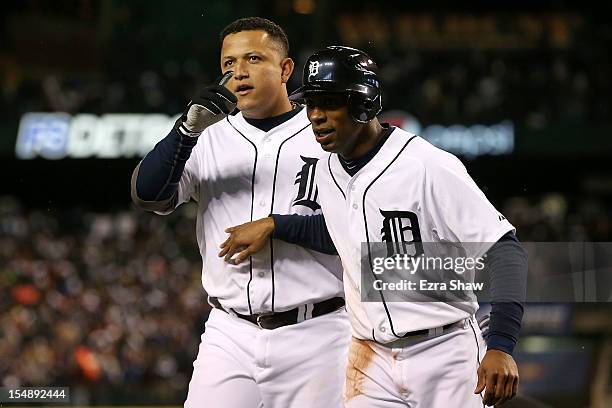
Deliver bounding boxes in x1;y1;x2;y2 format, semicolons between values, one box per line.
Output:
323;98;335;107
223;60;233;67
248;55;261;62
321;96;344;108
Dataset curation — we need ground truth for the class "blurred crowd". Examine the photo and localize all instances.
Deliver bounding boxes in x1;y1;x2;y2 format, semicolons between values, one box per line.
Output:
3;49;610;129
375;50;610;127
1;3;610;128
0;191;610;403
0;197;207;403
502;192;612;241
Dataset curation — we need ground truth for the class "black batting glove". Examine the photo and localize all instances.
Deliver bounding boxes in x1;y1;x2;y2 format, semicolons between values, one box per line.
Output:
177;71;237;135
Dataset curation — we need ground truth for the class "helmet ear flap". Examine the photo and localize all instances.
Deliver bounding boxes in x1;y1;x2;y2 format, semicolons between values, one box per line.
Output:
348;94;382;123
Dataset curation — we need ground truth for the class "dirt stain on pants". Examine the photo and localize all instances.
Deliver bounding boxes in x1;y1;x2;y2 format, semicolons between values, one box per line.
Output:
345;338;375;401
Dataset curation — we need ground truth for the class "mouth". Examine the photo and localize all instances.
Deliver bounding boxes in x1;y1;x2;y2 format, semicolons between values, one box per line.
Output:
314;128;335;144
235;84;254;96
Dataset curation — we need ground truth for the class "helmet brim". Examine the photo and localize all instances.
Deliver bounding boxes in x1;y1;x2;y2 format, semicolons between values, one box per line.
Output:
289;83;376;102
289;84;340;101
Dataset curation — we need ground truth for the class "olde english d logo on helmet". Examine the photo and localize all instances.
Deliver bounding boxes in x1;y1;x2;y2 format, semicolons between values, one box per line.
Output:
308;61;320;80
293;156;321;211
380;210;423;257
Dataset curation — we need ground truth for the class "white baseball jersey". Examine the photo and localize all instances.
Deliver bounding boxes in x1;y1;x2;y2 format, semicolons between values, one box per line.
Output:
315;127;514;343
164;109;343;314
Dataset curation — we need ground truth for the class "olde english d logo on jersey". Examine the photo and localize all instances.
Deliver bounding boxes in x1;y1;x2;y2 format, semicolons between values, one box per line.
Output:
380;210;423;257
293;156;321;211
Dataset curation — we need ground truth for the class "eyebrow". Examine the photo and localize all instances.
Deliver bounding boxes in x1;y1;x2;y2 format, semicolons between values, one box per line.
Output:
222;51;262;60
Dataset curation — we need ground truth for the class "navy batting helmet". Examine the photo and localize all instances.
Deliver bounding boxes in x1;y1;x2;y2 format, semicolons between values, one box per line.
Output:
290;46;382;123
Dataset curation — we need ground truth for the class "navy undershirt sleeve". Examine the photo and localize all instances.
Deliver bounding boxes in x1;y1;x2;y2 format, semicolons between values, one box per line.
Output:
136;127;199;201
484;231;528;355
270;214;338;255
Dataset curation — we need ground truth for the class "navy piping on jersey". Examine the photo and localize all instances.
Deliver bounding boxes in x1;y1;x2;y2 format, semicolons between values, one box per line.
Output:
469;318;486;407
328;154;346;199
269;122;311;312
362;134;418;339
227;117;258;315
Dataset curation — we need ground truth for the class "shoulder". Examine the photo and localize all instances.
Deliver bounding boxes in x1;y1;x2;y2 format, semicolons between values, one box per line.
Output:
218;113;243;131
395;129;466;174
201;112;257;144
196;115;236;139
283;109;328;155
290;108;316;136
385;128;469;188
293;106;310;124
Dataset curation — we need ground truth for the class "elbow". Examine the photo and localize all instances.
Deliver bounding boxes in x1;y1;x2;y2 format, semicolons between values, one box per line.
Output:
130;164;148;210
130;164;175;213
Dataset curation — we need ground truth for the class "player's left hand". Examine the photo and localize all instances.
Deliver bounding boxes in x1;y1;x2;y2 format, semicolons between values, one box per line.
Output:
219;217;276;264
474;349;519;407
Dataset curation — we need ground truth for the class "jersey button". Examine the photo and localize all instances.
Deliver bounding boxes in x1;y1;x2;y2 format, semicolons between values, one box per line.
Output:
379;326;386;333
352;203;358;209
259;201;266;207
258;272;265;278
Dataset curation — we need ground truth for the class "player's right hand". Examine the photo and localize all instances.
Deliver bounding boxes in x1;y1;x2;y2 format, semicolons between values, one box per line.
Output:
219;217;276;264
180;71;237;134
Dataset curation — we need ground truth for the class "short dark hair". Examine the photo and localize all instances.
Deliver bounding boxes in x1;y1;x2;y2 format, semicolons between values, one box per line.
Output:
220;17;289;57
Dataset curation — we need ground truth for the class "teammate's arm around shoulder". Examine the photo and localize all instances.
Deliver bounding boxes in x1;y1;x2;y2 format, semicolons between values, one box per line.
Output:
131;72;237;214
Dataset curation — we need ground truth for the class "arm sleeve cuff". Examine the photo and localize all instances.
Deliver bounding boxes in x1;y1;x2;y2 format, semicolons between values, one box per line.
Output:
270;214;338;255
487;334;517;356
271;214;292;240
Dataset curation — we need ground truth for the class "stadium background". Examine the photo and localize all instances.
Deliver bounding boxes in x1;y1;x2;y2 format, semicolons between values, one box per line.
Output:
0;1;610;407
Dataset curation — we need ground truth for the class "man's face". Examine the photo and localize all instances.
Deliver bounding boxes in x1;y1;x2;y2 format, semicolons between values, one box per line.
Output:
306;93;363;157
220;30;290;118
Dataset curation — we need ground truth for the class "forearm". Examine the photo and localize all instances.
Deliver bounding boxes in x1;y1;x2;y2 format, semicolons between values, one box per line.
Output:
131;126;198;208
270;214;338;255
484;232;528;355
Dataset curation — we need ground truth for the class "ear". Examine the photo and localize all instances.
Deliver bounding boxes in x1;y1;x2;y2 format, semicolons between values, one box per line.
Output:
280;57;294;84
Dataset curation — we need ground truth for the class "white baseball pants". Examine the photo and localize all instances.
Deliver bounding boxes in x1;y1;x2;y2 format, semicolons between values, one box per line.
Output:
344;317;486;408
185;307;351;408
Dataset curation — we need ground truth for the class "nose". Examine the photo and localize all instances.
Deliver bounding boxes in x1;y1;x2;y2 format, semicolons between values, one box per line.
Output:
307;106;326;125
233;60;248;80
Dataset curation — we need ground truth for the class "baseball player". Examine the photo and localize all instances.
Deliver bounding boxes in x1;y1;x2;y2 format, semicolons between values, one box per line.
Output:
131;20;350;408
219;46;528;407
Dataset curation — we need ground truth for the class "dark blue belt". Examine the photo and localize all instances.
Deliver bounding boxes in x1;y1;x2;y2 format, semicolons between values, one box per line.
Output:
208;296;345;329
